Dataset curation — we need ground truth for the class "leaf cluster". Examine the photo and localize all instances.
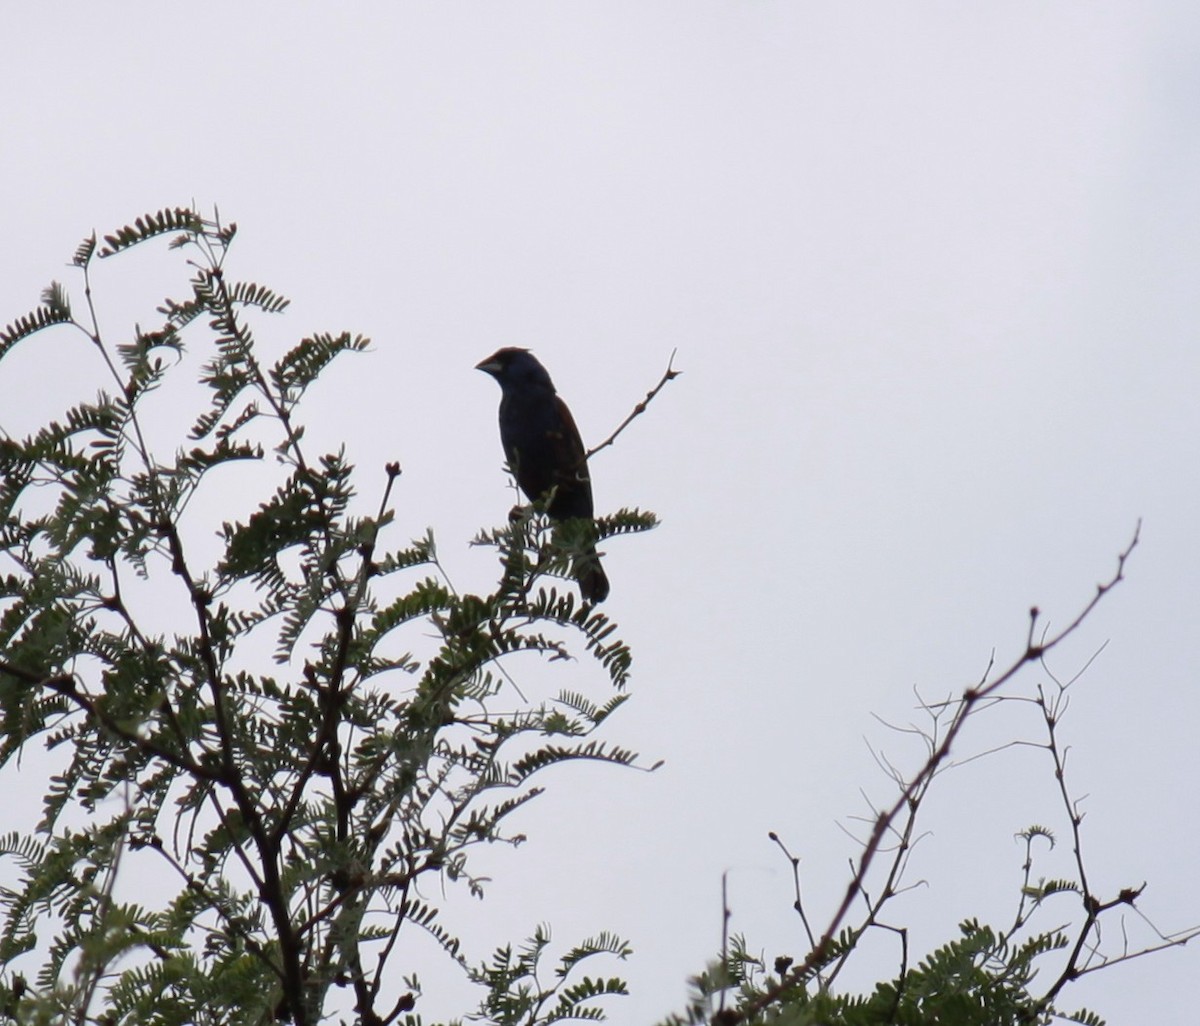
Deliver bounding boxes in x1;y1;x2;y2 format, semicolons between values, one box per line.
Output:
662;918;1096;1026
467;925;631;1025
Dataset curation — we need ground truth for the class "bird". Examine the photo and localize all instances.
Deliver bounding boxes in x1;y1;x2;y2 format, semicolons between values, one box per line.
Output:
476;347;610;602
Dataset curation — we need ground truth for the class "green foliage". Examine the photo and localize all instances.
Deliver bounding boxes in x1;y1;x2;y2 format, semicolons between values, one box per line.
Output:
0;284;73;355
467;925;631;1025
96;206;204;257
0;209;654;1025
659;918;1095;1026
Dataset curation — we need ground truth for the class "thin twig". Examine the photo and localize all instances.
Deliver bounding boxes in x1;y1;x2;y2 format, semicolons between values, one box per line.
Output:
584;348;680;462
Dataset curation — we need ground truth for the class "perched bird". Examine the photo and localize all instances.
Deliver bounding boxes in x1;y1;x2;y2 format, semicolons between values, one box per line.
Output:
476;347;610;602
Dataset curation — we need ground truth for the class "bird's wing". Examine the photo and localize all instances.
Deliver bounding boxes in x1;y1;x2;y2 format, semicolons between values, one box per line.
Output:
544;395;595;519
551;395;589;473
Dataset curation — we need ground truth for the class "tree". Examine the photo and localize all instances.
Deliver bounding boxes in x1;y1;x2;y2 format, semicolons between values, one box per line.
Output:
658;535;1199;1025
0;209;659;1025
0;210;1193;1026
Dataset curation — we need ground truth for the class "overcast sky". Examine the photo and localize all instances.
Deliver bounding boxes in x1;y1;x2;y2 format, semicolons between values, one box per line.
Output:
2;4;1199;1023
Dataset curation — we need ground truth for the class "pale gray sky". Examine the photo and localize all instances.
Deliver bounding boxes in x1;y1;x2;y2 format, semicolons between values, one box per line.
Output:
2;4;1199;1023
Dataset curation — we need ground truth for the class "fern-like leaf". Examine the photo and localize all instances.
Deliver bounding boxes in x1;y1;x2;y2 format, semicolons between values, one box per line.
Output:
72;233;97;268
228;280;291;314
0;292;73;353
97;207;202;257
269;332;370;404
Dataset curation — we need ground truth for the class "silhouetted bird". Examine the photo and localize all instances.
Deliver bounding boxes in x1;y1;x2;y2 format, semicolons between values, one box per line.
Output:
476;347;610;602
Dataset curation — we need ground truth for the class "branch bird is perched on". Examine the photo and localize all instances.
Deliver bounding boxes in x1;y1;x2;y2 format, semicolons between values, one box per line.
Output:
476;347;610;602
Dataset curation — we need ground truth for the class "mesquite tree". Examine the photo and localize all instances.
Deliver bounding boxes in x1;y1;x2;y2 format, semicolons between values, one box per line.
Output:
0;209;657;1025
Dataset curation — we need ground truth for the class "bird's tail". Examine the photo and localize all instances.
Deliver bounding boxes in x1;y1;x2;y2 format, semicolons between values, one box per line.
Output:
555;518;610;603
578;551;610;604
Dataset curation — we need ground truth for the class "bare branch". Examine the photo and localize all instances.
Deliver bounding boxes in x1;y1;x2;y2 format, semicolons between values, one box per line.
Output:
585;348;680;462
732;525;1142;1025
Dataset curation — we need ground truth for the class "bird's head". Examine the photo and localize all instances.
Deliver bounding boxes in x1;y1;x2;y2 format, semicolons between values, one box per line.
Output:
475;347;556;394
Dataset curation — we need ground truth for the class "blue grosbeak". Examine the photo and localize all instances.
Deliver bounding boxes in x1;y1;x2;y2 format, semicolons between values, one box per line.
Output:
476;347;610;602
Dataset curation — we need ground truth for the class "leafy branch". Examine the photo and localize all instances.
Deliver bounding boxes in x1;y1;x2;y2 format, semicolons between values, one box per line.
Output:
0;208;656;1026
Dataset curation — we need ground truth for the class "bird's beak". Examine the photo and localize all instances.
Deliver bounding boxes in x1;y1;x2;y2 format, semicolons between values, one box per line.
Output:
475;357;501;375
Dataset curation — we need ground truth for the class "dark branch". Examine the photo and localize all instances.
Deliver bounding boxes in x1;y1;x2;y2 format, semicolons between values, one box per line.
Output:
585;348;680;462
